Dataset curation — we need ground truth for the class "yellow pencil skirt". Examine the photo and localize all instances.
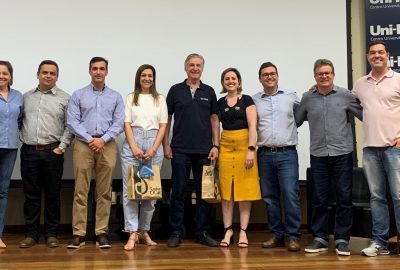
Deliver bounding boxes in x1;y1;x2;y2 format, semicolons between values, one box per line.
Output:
218;129;261;201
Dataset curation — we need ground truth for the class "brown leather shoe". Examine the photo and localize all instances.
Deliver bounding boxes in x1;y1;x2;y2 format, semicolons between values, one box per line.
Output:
288;239;300;251
262;236;285;248
19;237;36;248
46;236;59;248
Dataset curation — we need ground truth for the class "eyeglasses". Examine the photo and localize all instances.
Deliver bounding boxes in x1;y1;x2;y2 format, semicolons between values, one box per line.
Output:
315;71;333;78
261;72;277;78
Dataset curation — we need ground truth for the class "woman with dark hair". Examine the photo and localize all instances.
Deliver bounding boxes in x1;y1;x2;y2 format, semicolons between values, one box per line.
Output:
121;64;168;250
0;61;23;248
217;68;261;248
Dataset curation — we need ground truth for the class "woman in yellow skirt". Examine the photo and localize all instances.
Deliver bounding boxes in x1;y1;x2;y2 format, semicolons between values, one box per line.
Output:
217;68;261;248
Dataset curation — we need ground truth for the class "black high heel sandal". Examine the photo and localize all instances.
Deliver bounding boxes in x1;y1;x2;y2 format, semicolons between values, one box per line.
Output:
219;225;234;247
237;228;248;248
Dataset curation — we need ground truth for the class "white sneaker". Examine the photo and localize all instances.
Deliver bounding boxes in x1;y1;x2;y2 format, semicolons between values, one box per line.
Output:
361;242;390;257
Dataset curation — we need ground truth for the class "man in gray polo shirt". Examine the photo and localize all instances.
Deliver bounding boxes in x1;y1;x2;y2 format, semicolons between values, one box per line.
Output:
296;59;362;256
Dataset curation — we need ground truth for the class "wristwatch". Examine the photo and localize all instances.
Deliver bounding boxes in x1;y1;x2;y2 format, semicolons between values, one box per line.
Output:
248;146;256;152
58;146;65;153
212;144;220;150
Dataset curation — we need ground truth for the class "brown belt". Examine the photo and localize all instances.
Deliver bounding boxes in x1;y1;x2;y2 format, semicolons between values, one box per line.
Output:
23;142;60;151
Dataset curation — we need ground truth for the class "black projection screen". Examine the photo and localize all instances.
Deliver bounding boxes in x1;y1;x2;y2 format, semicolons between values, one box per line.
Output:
3;0;349;180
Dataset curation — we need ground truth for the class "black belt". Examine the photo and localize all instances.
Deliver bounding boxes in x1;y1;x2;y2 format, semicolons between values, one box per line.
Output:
92;135;103;138
259;145;296;152
24;142;60;151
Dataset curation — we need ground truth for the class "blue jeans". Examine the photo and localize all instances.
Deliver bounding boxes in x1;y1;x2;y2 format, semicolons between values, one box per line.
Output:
169;152;212;236
0;149;18;237
310;153;353;243
121;128;164;232
258;148;301;240
363;146;400;248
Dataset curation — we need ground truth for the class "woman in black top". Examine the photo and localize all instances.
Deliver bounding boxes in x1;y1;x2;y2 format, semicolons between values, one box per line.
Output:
217;68;261;248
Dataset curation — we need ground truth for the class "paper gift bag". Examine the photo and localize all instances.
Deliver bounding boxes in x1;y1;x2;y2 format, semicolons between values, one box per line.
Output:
201;162;221;203
127;165;162;200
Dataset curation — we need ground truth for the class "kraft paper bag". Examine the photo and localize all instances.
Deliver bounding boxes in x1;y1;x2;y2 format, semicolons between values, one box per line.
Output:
201;162;221;203
127;165;162;200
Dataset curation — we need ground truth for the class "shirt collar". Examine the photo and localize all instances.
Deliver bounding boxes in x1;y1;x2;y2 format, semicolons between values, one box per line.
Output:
260;88;283;98
183;79;205;91
91;83;106;92
366;68;394;81
310;84;338;95
35;85;57;94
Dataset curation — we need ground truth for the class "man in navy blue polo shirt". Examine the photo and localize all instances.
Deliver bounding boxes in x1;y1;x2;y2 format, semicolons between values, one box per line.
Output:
163;53;220;247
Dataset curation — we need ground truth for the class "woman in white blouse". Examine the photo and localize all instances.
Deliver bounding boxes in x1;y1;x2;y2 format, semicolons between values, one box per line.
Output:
121;64;168;251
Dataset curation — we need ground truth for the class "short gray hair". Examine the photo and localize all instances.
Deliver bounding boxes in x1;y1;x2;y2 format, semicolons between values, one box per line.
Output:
184;53;205;68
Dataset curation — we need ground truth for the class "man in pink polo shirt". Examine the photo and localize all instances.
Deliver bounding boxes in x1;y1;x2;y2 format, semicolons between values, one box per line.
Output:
353;41;400;257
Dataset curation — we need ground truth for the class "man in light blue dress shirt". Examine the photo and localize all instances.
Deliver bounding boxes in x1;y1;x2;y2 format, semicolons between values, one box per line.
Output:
66;57;124;249
252;62;301;252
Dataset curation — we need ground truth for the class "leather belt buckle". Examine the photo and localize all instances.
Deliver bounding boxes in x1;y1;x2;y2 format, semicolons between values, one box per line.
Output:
270;147;279;153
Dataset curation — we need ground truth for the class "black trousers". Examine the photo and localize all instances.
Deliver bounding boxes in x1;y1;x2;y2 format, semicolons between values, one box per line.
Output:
20;145;64;240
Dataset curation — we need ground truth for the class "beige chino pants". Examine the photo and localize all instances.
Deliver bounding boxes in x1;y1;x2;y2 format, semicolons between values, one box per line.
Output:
71;139;117;236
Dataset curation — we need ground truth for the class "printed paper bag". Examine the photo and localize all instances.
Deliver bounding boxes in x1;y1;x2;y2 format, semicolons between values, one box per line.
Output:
201;162;221;203
127;165;162;200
